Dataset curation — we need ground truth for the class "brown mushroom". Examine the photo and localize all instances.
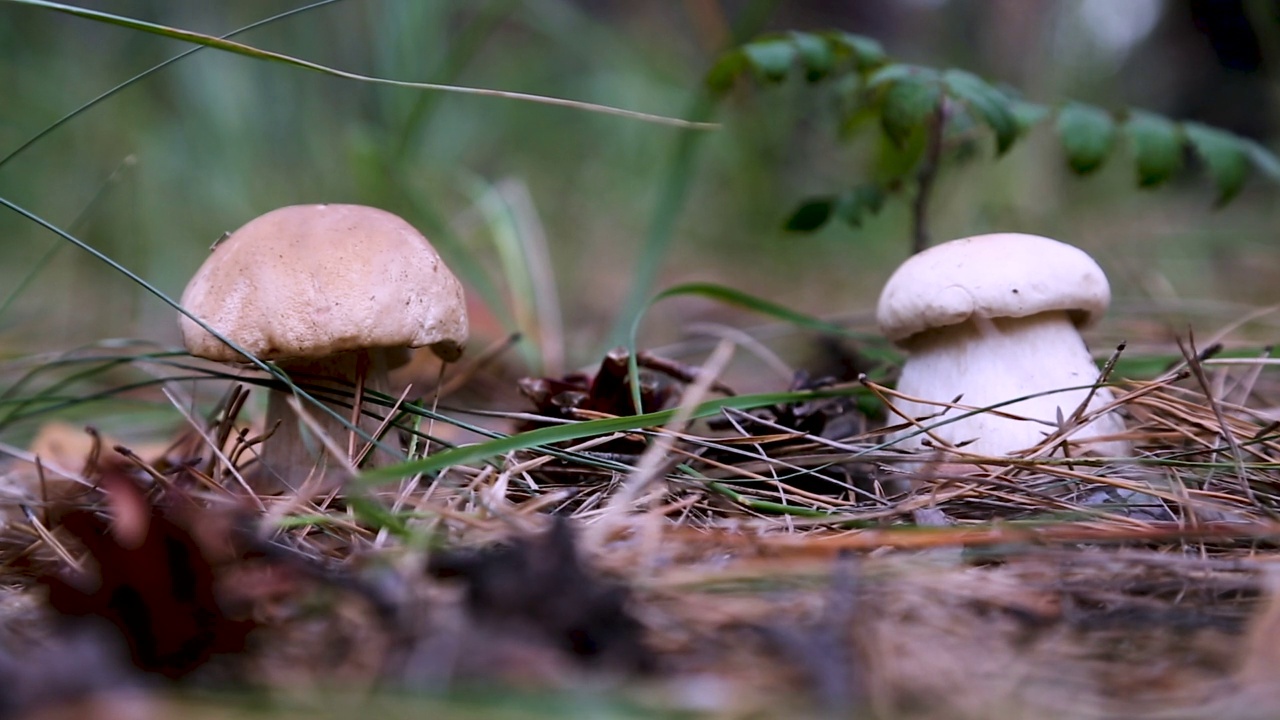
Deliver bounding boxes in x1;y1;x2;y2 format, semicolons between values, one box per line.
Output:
180;204;468;491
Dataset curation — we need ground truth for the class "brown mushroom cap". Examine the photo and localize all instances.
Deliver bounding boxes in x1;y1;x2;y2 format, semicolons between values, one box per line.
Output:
181;204;468;363
876;233;1111;346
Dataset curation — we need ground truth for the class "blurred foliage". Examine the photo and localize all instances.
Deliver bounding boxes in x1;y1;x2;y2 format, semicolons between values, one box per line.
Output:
2;0;1279;377
708;29;1280;239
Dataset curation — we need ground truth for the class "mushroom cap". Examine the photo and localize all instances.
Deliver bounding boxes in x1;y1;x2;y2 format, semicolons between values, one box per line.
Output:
181;204;468;363
876;233;1110;345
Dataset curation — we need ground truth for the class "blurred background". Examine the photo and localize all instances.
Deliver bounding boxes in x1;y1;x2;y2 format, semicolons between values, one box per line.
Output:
1;0;1278;394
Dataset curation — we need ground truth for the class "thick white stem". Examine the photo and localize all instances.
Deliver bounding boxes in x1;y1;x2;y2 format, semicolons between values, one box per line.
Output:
889;312;1128;459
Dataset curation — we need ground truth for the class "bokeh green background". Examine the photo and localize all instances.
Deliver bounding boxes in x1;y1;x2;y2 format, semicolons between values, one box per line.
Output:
2;0;1277;379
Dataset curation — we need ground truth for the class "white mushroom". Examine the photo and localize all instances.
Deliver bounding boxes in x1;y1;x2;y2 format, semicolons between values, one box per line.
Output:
876;233;1128;460
180;204;469;491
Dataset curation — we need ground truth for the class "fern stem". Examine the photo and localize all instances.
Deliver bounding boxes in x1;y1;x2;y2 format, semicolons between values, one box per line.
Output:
911;97;948;254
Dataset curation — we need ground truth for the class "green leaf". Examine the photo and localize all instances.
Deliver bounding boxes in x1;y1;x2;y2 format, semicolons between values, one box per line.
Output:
1056;103;1117;174
866;63;920;90
838;106;878;140
824;31;887;70
880;76;941;147
1184;122;1251;205
940;102;980;145
872;128;927;181
784;198;835;232
1010;100;1050;131
705;48;748;93
1125;111;1184;188
835;185;886;228
1243;138;1280;183
742;38;798;82
789;31;833;81
943;69;1019;155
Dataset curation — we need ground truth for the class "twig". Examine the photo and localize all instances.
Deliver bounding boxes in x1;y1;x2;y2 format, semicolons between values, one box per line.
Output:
20;504;82;571
160;386;264;510
1178;336;1265;513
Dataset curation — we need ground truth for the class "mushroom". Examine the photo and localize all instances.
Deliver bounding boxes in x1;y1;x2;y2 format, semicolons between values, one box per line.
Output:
876;232;1128;461
180;204;468;491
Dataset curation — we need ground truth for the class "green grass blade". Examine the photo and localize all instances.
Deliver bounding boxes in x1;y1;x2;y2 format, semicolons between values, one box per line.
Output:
608;0;778;348
0;0;347;171
0;155;136;326
609;95;716;350
393;0;517;158
1;354;160;426
622;281;898;412
357;385;870;484
645;282;879;340
461;174;550;374
705;481;844;517
10;0;715;130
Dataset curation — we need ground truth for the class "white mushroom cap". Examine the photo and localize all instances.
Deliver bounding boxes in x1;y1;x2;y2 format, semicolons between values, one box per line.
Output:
181;204;468;363
877;233;1110;345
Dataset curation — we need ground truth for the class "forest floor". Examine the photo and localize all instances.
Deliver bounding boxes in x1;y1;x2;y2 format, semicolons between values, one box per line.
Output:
1;333;1279;720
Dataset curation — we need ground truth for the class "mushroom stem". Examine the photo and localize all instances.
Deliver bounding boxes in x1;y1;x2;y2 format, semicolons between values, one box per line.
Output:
257;349;405;493
889;312;1129;458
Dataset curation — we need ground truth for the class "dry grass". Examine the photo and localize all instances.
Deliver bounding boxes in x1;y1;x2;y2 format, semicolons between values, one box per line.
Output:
1;335;1279;719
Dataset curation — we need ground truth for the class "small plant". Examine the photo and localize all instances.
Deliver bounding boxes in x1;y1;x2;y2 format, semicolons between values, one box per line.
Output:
707;30;1280;253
